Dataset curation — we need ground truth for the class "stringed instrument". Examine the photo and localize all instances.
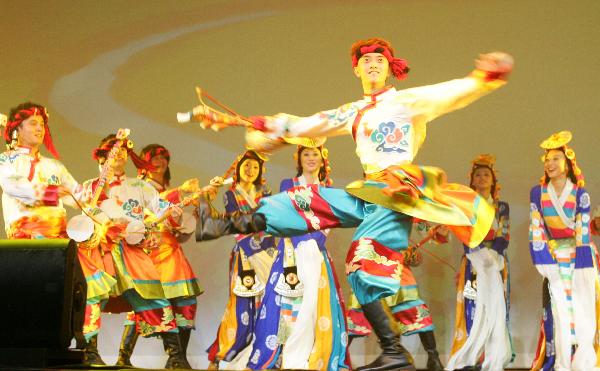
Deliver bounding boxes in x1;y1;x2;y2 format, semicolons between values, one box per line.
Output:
66;128;131;245
123;181;223;245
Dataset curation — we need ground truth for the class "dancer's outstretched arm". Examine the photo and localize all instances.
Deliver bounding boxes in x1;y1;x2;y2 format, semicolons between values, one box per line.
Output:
402;52;513;125
191;51;513;154
243;52;513;153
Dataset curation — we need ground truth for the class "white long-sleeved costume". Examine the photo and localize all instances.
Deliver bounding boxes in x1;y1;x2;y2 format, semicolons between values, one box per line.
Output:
0;146;80;236
80;174;172;225
256;75;504;174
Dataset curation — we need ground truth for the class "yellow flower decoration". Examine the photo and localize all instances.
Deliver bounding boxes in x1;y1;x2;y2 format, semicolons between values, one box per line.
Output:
469;153;500;200
564;148;575;160
539;130;572;150
538;130;584;187
471;153;496;168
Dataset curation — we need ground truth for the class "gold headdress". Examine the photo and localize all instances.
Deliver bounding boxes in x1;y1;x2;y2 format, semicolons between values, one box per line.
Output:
469;154;500;200
540;130;571;149
284;136;327;148
539;130;584;187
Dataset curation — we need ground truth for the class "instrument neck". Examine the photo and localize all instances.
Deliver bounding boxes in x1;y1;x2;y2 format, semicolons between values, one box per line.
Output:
91;140;126;207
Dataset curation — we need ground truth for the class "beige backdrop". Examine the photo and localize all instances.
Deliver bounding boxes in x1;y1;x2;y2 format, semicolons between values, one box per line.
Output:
1;0;600;368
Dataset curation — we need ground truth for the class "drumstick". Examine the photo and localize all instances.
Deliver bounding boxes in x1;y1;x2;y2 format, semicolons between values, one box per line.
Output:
67;192;105;225
177;87;253;128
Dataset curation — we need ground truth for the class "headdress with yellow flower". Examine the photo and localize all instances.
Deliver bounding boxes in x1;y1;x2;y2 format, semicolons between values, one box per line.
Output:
539;130;584;187
469;154;500;201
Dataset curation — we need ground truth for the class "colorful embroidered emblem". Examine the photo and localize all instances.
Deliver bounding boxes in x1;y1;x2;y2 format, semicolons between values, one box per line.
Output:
137;306;176;336
122;199;142;219
288;186;321;230
398;305;432;333
158;198;170;210
175;313;195;328
370;122;410;153
2;152;21;163
249;235;262;250
346;238;401;280
83;302;102;336
580;192;590;208
47;174;60;186
320;103;358;126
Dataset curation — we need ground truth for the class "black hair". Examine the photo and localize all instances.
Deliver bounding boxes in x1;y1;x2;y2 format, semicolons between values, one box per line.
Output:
6;102;47;144
543;148;577;185
139;144;171;186
235;150;264;187
295;146;327;182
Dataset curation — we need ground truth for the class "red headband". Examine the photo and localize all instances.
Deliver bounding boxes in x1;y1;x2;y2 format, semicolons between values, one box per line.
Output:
4;107;60;158
142;146;170;163
351;44;409;81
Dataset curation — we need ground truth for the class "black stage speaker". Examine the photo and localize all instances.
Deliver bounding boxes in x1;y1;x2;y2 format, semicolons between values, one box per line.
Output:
0;239;86;366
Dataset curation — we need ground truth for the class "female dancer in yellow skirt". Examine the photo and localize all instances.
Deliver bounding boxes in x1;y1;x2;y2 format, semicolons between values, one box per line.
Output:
81;134;189;369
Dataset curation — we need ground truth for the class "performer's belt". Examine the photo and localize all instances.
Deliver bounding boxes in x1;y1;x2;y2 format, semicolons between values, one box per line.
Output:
364;166;421;199
7;211;67;239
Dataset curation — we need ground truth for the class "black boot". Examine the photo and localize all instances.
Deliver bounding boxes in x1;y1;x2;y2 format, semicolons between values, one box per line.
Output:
83;334;106;366
161;331;192;369
195;199;266;241
178;327;193;367
355;301;416;371
116;323;139;366
419;331;444;371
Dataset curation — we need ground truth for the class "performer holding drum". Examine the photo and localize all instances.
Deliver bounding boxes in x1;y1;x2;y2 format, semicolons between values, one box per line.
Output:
114;143;204;367
0;102;78;239
0;102;113;366
72;132;191;369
